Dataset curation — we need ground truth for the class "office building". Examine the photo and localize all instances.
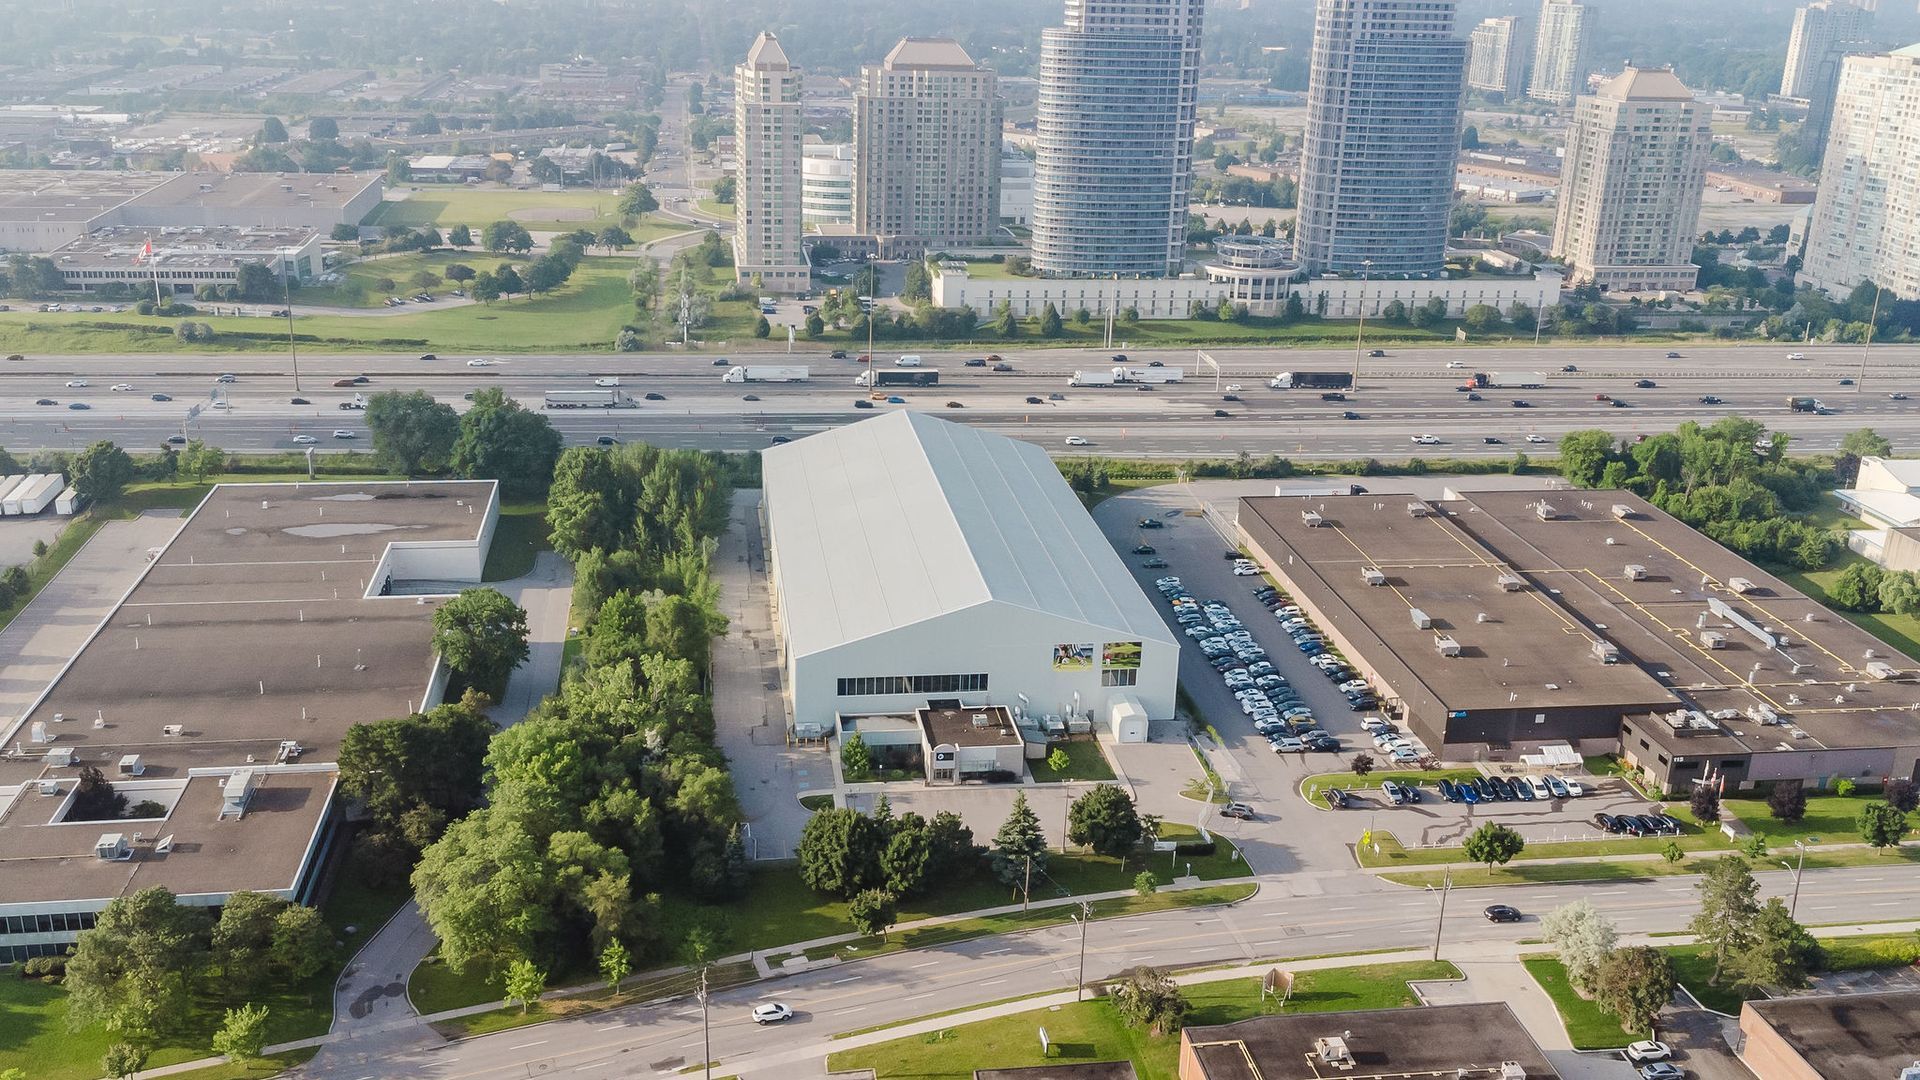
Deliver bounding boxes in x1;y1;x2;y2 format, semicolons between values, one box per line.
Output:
1528;0;1593;105
1293;0;1468;275
1798;45;1920;300
1780;0;1875;146
1551;66;1710;292
761;412;1177;743
801;140;854;226
1030;0;1204;275
1470;16;1533;96
1180;1003;1560;1080
1738;991;1920;1080
854;38;1003;248
732;32;809;293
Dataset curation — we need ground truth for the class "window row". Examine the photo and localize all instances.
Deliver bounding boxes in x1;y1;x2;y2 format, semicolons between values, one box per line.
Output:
836;673;990;696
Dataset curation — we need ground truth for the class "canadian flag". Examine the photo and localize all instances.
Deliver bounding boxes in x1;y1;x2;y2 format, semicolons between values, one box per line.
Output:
133;238;152;265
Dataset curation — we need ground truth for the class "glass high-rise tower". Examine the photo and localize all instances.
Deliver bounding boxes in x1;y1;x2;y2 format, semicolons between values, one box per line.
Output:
1030;0;1204;276
1293;0;1467;276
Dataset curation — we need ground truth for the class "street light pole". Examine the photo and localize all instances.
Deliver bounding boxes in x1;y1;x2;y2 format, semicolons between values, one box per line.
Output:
1352;258;1373;390
1857;284;1882;392
1785;836;1819;919
280;259;302;393
1074;901;1092;1001
1428;872;1451;961
698;965;711;1080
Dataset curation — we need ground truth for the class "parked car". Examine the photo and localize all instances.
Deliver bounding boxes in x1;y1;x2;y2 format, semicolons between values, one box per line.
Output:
1381;780;1408;805
1324;787;1351;809
1624;1042;1672;1064
1637;1064;1684;1080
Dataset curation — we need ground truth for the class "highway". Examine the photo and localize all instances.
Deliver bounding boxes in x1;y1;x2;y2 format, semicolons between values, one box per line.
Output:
5;343;1919;458
299;864;1920;1080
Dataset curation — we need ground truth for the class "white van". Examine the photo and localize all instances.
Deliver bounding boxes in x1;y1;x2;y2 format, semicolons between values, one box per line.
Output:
896;354;923;367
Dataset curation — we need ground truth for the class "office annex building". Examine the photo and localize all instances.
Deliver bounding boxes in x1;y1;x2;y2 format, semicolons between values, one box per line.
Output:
762;413;1176;767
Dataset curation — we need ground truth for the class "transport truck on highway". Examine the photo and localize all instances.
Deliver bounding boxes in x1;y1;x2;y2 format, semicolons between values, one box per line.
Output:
1786;396;1828;412
1069;369;1119;387
544;388;638;408
1119;366;1183;384
1467;371;1548;389
1269;371;1354;390
855;369;939;387
722;365;810;383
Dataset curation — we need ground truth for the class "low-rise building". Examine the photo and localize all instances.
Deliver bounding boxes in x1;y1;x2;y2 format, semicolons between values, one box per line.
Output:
1180;1002;1559;1080
49;224;321;293
1738;990;1920;1080
1705;165;1818;204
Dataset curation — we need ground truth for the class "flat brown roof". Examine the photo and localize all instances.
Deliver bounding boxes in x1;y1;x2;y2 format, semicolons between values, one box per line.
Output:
0;480;495;907
1182;1002;1560;1080
919;705;1022;749
1744;991;1920;1080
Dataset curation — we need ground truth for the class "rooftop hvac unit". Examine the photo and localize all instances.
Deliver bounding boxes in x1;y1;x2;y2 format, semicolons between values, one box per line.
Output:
1591;639;1620;664
1363;567;1387;586
1699;630;1727;649
29;720;48;744
1865;661;1901;680
1502;1063;1527;1080
1536;502;1558;520
35;779;59;797
118;754;143;776
1302;510;1324;528
1410;607;1433;629
1434;634;1461;656
970;713;991;728
1496;572;1525;592
162;724;184;737
220;768;260;819
47;746;76;767
1314;1037;1355;1070
1611;504;1634;519
1407;502;1433;517
1728;577;1757;594
1625;564;1648;581
95;834;133;861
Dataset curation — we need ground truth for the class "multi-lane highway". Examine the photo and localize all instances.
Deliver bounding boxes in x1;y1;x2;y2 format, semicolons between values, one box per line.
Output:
296;864;1920;1080
5;343;1917;458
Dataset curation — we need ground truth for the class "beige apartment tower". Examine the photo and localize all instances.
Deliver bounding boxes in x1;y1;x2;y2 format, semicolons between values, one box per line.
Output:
854;38;1003;248
1799;45;1920;300
733;32;809;293
1551;67;1710;292
1528;0;1592;104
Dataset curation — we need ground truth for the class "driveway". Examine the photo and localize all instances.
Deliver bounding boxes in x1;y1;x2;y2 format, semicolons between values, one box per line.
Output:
0;516;67;566
1659;1006;1752;1080
486;550;573;724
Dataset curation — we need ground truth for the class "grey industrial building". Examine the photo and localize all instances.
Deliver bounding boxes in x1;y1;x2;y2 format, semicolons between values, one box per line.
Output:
1238;490;1920;793
1179;1002;1559;1080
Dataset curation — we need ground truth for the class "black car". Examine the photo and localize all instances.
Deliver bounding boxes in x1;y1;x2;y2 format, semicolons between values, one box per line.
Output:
1511;777;1535;801
35;398;55;406
1027;396;1045;404
1131;544;1156;555
150;393;173;402
1137;518;1164;529
1466;392;1482;401
1593;812;1619;833
1141;557;1168;569
854;399;875;409
1223;394;1241;402
964;357;987;367
1699;395;1723;405
1484;905;1523;923
68;402;89;410
645;392;666;401
1112;354;1129;363
1635;379;1657;388
831;350;848;359
769;435;791;445
352;375;371;385
993;363;1014;372
1561;364;1579;373
1343;411;1362;420
596;435;620;446
712;358;731;366
1511;399;1532;408
1840;378;1855;386
419;353;437;361
1368;349;1386;357
1324;787;1351;809
1484;436;1503;444
1321;392;1346;401
1213;409;1231;417
166;434;187;445
743;394;760;401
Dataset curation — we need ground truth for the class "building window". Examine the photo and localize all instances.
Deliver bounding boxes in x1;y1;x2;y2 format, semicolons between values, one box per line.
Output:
836;673;989;696
1101;669;1138;687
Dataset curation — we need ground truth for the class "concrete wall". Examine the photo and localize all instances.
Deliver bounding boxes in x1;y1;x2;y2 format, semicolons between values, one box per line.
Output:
1737;1004;1822;1080
789;600;1177;735
363;482;499;589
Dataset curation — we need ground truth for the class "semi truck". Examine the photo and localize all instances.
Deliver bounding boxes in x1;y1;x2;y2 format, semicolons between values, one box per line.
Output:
543;388;638;408
1269;371;1354;390
855;369;939;387
1070;367;1181;387
1467;371;1548;389
1786;396;1828;413
722;365;810;383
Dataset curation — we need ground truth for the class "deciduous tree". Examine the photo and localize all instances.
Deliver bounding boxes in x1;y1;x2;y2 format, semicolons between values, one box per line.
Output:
1067;783;1143;857
452;387;562;497
848;888;898;939
1110;966;1188;1035
796;807;887;898
210;1003;270;1064
73;440;134;502
1541;900;1617;994
66;887;212;1037
1462;822;1524;876
430;587;530;699
504;957;545;1014
1593;946;1674;1036
366;390;459;474
1858;801;1909;853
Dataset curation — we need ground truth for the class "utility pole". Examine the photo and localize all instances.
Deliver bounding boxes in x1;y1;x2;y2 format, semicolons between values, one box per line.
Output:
698;965;711;1080
1784;836;1819;919
1351;258;1373;389
1428;872;1451;961
1074;900;1092;1001
1023;854;1032;912
280;256;302;393
1856;284;1882;392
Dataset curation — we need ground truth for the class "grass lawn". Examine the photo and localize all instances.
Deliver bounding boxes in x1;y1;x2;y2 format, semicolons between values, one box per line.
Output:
427;962;757;1039
482;499;552;581
696;197;731;220
1723;792;1918;846
148;1049;320;1080
366;188;630;233
1773;555;1920;666
1666;932;1920;1016
1384;842;1920;887
0;980;324;1080
1357;808;1732;869
1078;476;1174;509
1030;738;1118;783
1523;957;1645;1048
826;961;1458;1080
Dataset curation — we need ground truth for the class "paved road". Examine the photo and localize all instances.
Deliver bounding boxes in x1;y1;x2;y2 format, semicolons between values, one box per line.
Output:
5;343;1919;457
289;865;1920;1080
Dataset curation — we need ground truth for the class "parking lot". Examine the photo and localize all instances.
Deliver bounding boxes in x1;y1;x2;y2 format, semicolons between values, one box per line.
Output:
1306;773;1676;848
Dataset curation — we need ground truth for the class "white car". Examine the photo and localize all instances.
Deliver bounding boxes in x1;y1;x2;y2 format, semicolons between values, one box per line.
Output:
1786;352;1806;361
1446;360;1466;369
65;379;89;388
593;377;620;387
1411;434;1441;445
467;358;497;367
110;383;134;392
751;1002;793;1024
1558;776;1586;797
895;354;923;367
1526;434;1547;444
1232;565;1260;576
1225;383;1243;392
1064;436;1090;446
291;434;317;445
1624;1042;1672;1064
331;429;356;439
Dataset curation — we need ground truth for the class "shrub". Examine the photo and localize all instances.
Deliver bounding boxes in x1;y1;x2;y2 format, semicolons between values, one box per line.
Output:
1173;840;1216;856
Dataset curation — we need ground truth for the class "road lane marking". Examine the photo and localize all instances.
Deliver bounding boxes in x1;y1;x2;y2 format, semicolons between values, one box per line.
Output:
905;991;938;1001
982;978;1007;986
983;948;1012;955
840;1006;867;1014
832;976;863;984
508;1040;548;1050
911;960;940;968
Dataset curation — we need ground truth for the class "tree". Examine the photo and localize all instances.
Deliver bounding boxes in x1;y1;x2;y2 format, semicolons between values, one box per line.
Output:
448;223;472;248
805;312;825;337
338;696;494;848
483;219;534;254
1038;301;1063;337
1828;562;1886;612
902;260;932;303
991;792;1049;894
1858;801;1909;853
1663;841;1686;865
1463;303;1503;334
66;887;212;1037
210;1003;270;1064
840;733;873;779
1689;784;1722;824
1841;428;1893;459
598;939;632;998
1110;966;1188;1035
101;1044;147;1079
270;903;333;981
1594;946;1675;1036
616;182;659;222
1541;900;1618;993
67;764;127;820
73;440;134;502
711;174;736;203
1046;747;1071;774
880;813;933;896
1881;570;1920;616
925;810;977;882
753;313;771;338
1463;822;1524;875
1885;777;1918;814
1351;753;1374;777
212;891;286;992
430;587;530;699
309;116;339;141
1067;783;1143;857
504;957;545;1014
365;390;459;475
1725;898;1820;992
1690;856;1761;982
452;387;563;498
1134;870;1159;897
258;116;288;144
797;807;887;897
597;225;635;253
848;888;898;939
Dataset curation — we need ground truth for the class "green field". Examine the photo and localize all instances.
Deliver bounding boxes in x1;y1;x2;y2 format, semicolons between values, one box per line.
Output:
1523;957;1646;1048
827;961;1458;1080
367;188;628;233
1723;791;1918;846
1030;738;1118;783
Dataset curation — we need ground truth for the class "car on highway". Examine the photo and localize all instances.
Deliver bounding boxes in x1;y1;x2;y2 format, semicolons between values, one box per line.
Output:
751;1002;794;1024
1666;352;1683;359
993;362;1014;372
1483;436;1503;444
596;436;620;446
964;357;987;367
1446;360;1465;368
830;350;848;359
1320;392;1346;402
67;401;89;410
1027;396;1045;405
743;394;760;402
1225;384;1243;392
166;434;187;445
1561;364;1578;373
467;358;497;367
854;400;874;409
895;354;923;367
1465;392;1482;401
1213;409;1231;417
1526;434;1546;443
65;379;88;388
34;398;55;406
594;377;621;387
332;378;358;387
1065;435;1090;446
1892;393;1909;401
1368;349;1386;357
1699;395;1723;405
1410;434;1440;444
1511;399;1532;408
1342;410;1362;420
1049;392;1066;401
770;436;791;445
1635;378;1657;388
1223;394;1240;402
292;434;317;444
151;393;172;402
1624;1042;1673;1064
713;358;731;366
1787;352;1807;361
645;392;666;401
1484;905;1523;923
1840;377;1855;385
332;429;356;439
419;353;437;361
110;383;134;392
886;396;906;403
946;400;965;409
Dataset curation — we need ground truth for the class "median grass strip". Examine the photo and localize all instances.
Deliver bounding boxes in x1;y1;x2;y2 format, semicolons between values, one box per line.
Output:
1380;840;1920;887
426;961;759;1040
1523;957;1645;1049
799;882;1258;963
826;961;1458;1080
1357;819;1733;870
